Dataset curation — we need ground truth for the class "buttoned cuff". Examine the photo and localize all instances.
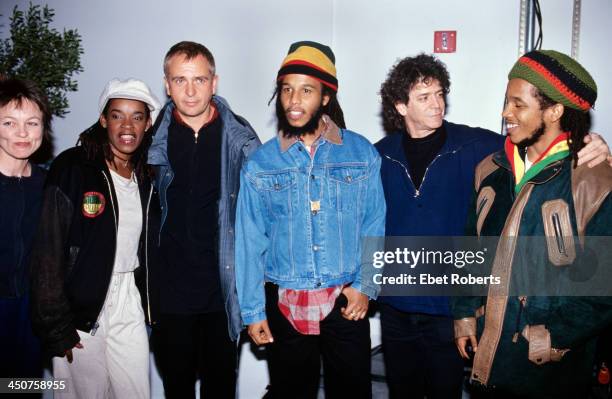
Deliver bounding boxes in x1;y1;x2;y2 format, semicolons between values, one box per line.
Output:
351;281;379;300
241;309;267;326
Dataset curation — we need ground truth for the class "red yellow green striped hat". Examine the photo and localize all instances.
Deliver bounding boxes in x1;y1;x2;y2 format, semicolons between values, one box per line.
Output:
508;50;596;112
277;41;338;92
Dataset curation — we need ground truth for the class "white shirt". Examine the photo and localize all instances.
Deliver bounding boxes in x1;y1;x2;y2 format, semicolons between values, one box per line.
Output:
525;155;534;172
110;170;142;273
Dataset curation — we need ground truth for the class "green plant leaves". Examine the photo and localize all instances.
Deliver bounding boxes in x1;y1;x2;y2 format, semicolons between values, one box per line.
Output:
0;2;84;118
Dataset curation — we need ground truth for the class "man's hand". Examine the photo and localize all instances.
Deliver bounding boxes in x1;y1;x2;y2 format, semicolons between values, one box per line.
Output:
248;320;274;345
578;133;612;168
64;342;84;363
455;335;478;359
340;286;369;320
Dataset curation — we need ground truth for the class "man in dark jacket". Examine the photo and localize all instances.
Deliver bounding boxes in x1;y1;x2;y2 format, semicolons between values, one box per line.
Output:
147;41;261;399
453;49;612;398
375;54;611;399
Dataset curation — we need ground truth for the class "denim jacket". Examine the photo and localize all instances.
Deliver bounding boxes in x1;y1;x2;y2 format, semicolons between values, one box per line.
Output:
235;116;386;325
148;96;261;340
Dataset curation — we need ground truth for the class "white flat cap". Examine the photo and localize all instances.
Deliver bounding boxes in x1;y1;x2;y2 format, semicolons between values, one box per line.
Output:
98;78;161;122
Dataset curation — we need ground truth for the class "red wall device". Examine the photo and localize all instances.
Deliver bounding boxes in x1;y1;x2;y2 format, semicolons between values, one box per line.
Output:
434;31;457;53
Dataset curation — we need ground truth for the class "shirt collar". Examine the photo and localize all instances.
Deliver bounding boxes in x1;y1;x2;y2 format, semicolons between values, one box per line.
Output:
172;103;218;130
278;114;342;153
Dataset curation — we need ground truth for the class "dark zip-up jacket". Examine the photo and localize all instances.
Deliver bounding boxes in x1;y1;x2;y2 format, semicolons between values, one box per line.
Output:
453;152;612;397
375;121;503;315
30;146;160;357
0;165;45;298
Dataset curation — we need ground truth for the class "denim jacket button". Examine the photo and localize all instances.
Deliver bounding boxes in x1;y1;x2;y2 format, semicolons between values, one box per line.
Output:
274;183;281;190
230;193;236;199
313;245;319;251
345;175;352;182
316;282;321;287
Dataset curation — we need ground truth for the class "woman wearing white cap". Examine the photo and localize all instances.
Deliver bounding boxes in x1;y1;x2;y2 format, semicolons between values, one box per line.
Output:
30;78;161;398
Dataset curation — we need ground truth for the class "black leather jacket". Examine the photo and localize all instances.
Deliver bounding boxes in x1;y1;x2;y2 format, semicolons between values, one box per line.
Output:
29;146;160;357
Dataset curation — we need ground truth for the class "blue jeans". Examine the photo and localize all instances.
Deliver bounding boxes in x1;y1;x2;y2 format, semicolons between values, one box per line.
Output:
380;303;464;399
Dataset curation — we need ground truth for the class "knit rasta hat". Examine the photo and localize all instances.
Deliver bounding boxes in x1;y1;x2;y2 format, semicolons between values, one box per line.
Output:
508;50;597;112
277;41;338;92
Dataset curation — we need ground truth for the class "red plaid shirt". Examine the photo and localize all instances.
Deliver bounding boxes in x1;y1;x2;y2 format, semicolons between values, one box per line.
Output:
277;286;343;335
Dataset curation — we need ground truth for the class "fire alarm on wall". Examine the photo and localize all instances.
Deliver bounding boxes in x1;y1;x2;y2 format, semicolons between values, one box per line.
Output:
434;31;457;53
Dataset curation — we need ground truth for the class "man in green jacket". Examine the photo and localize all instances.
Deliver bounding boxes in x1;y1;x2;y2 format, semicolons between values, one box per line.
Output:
453;50;612;398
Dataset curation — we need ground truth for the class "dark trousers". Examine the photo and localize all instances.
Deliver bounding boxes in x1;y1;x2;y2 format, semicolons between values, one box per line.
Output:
0;295;42;399
264;283;372;399
0;295;42;377
151;310;237;399
380;303;464;399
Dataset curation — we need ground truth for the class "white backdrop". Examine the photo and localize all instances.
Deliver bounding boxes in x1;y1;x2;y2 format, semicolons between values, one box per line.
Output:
2;1;611;398
1;0;610;153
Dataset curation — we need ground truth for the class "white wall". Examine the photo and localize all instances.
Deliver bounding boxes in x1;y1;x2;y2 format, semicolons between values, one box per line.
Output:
2;0;335;152
2;0;610;152
333;0;519;140
3;1;611;398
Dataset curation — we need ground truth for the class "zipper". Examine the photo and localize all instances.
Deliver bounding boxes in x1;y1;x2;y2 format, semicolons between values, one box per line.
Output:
145;185;153;324
13;179;25;297
419;151;456;195
512;296;527;343
158;169;174;246
91;170;119;336
552;212;568;256
383;154;418;196
383;150;456;198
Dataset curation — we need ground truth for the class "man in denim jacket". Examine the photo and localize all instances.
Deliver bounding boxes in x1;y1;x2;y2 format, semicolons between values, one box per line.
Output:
148;41;260;398
235;41;386;398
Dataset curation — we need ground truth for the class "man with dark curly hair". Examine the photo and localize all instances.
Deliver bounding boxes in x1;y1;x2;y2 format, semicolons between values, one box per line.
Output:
374;54;611;399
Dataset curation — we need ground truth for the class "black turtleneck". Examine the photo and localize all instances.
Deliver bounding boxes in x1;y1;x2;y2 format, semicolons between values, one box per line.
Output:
402;125;447;190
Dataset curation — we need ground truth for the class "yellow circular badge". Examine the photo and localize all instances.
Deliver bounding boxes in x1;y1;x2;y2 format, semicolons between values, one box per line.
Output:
82;191;106;218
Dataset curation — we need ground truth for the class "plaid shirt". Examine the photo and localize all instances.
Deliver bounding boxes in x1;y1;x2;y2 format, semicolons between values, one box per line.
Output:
276;134;341;335
277;286;343;335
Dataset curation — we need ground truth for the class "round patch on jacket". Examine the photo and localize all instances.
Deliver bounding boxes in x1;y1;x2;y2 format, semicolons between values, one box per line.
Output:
82;191;106;218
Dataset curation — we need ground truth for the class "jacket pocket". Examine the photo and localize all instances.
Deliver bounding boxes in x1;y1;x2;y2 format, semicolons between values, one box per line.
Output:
256;171;297;218
327;164;368;211
476;186;495;237
541;200;576;266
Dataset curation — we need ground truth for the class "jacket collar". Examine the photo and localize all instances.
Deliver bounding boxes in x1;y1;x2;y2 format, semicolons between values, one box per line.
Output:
148;95;254;166
74;143;109;170
493;149;567;184
278;114;342;153
377;122;451;165
380;120;495;154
